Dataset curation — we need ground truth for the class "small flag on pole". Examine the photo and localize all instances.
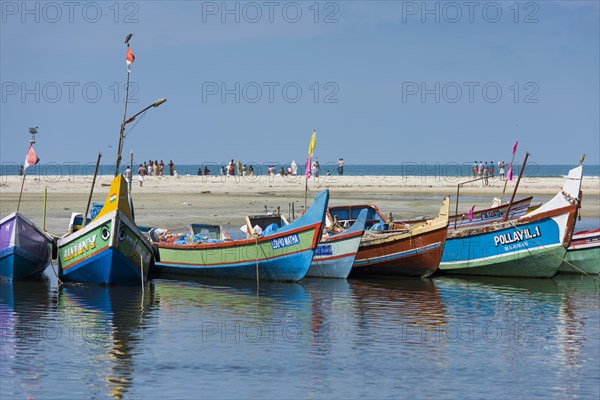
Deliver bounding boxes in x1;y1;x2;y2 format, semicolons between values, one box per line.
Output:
512;141;518;156
24;144;39;170
308;130;316;158
305;156;311;180
507;164;513;182
468;205;475;222
126;47;135;73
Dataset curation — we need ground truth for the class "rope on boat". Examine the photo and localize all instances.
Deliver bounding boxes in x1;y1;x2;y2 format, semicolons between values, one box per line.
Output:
254;236;260;291
49;260;63;286
506;221;598;281
140;254;145;294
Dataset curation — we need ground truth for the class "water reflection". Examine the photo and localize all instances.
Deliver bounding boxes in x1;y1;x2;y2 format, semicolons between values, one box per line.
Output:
0;279;52;399
57;284;157;399
1;274;597;399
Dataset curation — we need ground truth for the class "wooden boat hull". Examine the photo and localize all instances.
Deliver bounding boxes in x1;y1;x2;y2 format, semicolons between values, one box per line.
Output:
0;213;53;280
351;226;447;277
58;210;153;285
350;197;450;278
559;228;600;274
307;209;367;279
439;166;583;278
153;190;329;282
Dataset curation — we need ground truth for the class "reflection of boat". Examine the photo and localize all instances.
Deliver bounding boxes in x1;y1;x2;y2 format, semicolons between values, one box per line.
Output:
58;283;156;399
152;190;329;282
348;277;447;343
559;228;600;274
0;279;51;398
307;209;367;279
439;166;583;277
57;175;154;285
350;197;450;277
0;213;53;280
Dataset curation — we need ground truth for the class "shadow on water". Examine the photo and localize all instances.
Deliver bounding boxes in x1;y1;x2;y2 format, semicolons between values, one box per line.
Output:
56;283;158;399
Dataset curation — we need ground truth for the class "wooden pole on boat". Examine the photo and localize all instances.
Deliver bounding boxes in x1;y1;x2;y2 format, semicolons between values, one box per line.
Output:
304;177;308;211
503;152;529;223
129;151;134;192
17;130;38;213
501;151;518;200
16;169;27;213
82;152;102;228
42;187;48;231
115;37;133;177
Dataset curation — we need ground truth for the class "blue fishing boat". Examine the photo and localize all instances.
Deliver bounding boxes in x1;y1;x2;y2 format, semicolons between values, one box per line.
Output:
438;165;583;277
306;209;367;279
151;190;329;282
0;213;54;280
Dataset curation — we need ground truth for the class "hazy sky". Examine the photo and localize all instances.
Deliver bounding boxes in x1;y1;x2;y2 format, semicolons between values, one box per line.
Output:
1;1;599;166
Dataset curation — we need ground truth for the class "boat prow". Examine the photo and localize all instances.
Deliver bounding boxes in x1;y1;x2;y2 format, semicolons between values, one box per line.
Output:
57;175;155;285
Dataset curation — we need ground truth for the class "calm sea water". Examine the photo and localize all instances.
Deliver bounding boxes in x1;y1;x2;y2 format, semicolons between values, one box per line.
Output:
2;163;599;178
1;273;598;399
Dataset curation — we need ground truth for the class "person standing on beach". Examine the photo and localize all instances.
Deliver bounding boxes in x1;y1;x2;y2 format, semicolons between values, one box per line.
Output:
153;160;159;176
483;162;488;177
478;161;483;177
237;160;243;176
124;166;132;185
489;162;495;178
168;160;174;176
472;161;478;177
499;161;505;179
137;164;146;187
338;158;344;175
291;160;298;176
159;160;165;176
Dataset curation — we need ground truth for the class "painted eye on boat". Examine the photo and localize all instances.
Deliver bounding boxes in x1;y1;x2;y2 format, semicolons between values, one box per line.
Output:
101;227;111;241
119;227;127;241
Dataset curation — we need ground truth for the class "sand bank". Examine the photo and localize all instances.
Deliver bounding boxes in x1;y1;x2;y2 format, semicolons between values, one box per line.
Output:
1;175;598;234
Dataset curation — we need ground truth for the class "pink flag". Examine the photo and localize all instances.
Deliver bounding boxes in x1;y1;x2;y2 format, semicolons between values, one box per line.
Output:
24;144;40;170
305;156;311;180
126;47;135;73
512;141;518;155
468;205;475;222
507;164;513;181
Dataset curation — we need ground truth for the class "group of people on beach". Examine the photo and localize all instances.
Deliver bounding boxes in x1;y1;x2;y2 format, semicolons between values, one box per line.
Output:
472;161;507;180
128;157;346;182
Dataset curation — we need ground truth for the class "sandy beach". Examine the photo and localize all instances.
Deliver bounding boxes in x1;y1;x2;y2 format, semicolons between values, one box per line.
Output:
1;174;598;235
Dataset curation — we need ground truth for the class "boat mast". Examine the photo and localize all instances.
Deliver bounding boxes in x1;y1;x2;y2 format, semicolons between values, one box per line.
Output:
16;127;38;213
115;34;134;176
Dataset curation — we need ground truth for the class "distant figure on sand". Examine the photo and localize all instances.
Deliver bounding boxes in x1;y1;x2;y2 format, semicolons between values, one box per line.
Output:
489;162;495;178
124;166;132;185
137;164;146;187
472;161;477;177
169;160;174;176
499;161;506;179
291;160;298;176
338;158;344;175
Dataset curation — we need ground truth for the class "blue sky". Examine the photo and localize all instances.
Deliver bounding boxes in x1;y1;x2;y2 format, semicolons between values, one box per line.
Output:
1;1;599;166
